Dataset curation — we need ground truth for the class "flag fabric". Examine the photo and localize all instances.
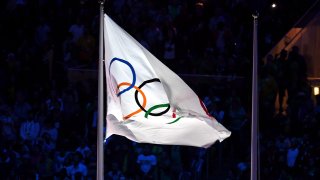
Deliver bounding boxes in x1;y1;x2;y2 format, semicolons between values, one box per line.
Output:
104;15;231;148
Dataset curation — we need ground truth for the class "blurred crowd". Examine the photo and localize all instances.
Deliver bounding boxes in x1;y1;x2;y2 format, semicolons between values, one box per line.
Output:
0;0;319;179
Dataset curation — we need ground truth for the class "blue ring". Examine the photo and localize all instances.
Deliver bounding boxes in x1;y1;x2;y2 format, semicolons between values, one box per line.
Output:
109;57;136;96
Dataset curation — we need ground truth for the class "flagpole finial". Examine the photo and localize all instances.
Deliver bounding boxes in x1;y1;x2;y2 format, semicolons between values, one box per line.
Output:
252;11;259;19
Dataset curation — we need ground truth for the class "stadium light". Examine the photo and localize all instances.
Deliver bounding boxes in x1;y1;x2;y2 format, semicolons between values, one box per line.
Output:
314;87;319;95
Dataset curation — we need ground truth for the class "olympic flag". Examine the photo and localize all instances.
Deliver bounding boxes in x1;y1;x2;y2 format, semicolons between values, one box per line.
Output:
104;15;231;148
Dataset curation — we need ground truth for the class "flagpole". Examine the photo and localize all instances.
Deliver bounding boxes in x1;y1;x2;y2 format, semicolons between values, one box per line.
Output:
97;0;105;180
251;13;259;180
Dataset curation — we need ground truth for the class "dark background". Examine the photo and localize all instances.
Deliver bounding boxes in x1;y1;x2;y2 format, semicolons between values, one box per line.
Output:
0;0;319;179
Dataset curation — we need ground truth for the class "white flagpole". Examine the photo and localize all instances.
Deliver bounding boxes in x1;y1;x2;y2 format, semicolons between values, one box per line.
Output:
251;13;259;180
97;0;105;180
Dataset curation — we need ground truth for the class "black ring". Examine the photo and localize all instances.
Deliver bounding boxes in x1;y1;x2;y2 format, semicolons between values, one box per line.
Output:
134;78;170;116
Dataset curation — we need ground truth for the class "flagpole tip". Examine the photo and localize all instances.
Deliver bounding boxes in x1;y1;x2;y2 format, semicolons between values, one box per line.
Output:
252;11;259;19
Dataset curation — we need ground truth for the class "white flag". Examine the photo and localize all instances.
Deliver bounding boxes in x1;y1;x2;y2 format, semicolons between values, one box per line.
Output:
104;15;231;148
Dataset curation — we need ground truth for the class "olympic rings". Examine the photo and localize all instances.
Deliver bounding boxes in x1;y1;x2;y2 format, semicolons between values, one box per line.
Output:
109;57;184;123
